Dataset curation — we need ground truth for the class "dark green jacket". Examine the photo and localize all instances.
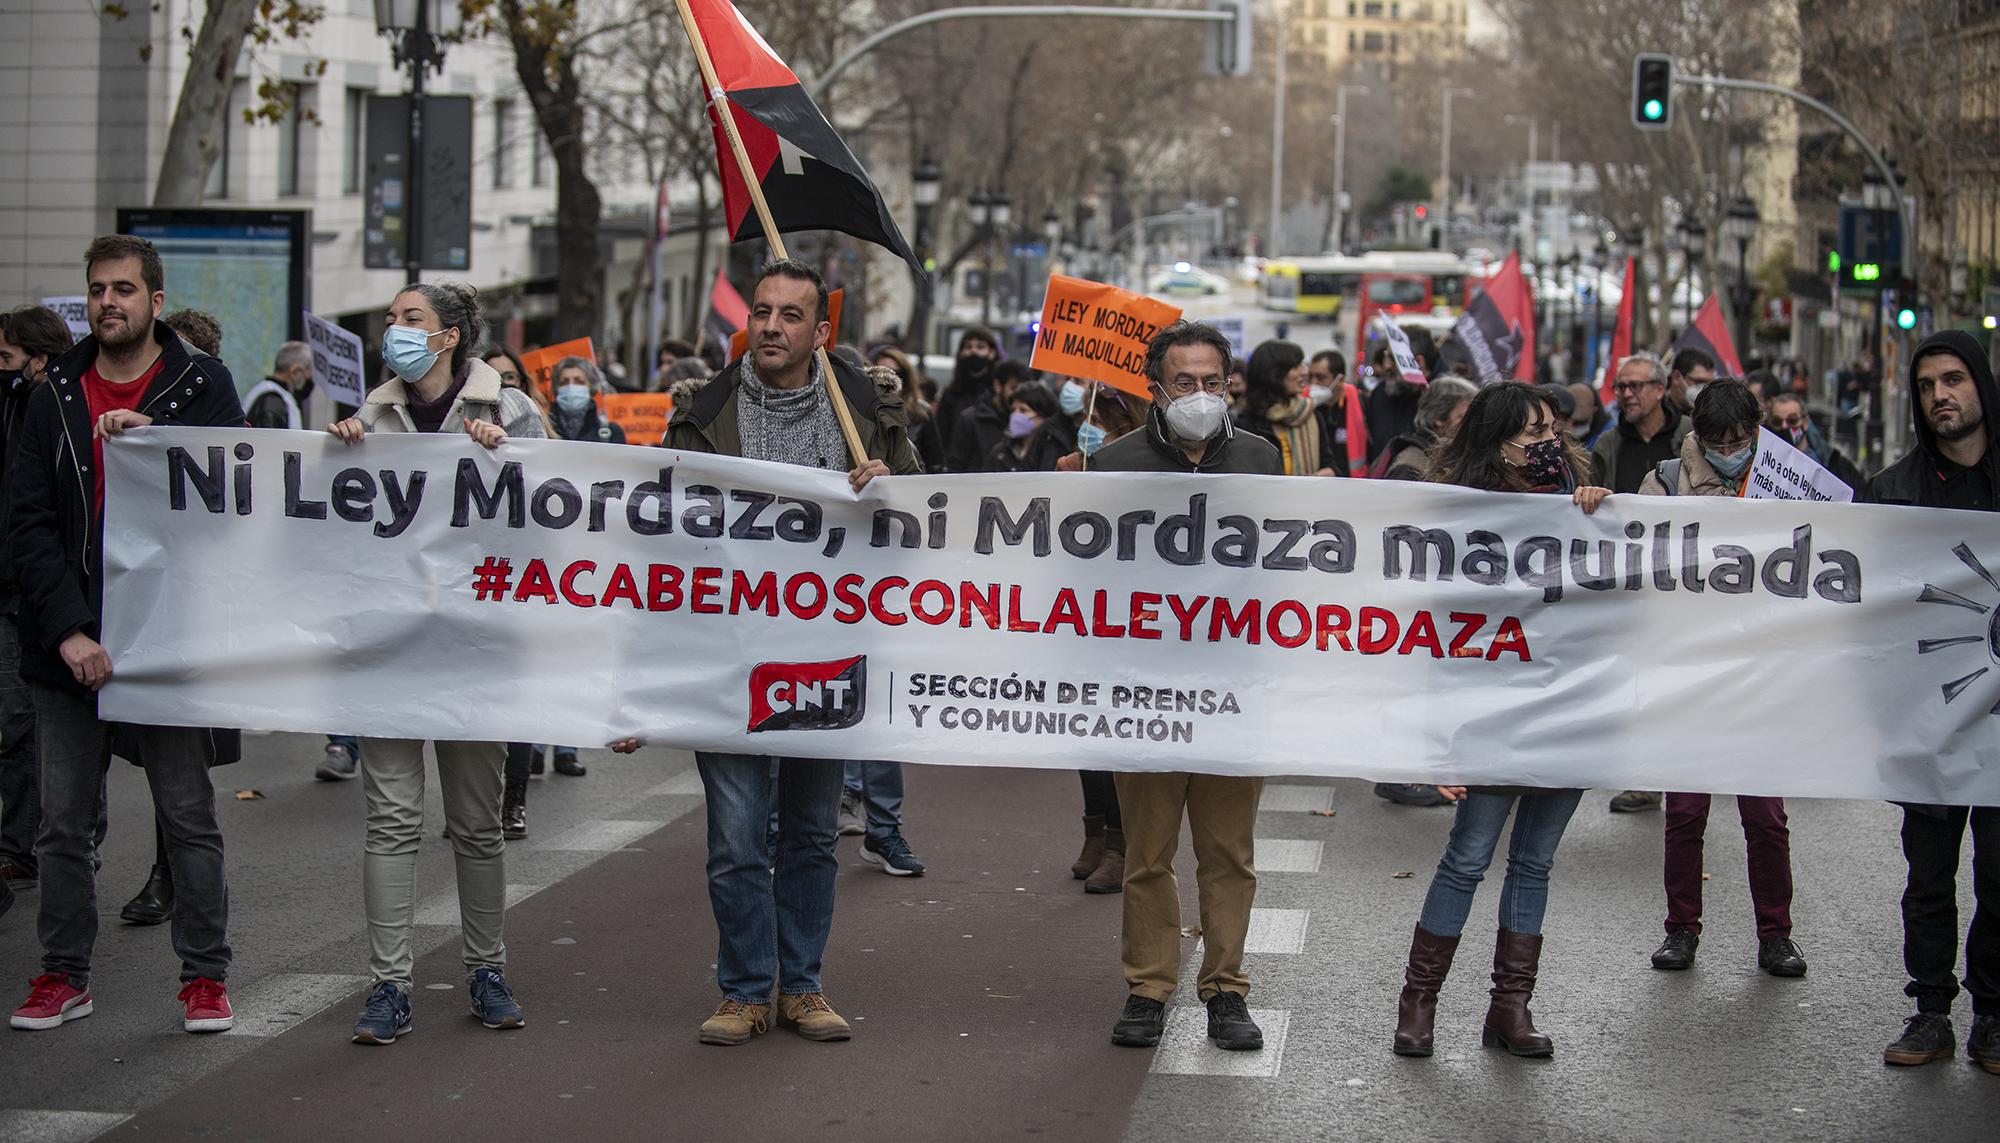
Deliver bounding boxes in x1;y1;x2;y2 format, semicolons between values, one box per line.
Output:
667;355;922;474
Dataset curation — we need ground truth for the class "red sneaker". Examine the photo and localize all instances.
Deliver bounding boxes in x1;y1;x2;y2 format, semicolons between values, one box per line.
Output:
11;973;93;1030
179;977;233;1033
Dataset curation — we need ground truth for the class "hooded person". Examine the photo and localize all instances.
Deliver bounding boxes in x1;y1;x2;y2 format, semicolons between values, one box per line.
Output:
948;358;1029;474
1860;329;2000;1075
931;327;1000;469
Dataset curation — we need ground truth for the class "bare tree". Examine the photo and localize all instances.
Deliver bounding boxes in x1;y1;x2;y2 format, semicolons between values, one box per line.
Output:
151;0;324;206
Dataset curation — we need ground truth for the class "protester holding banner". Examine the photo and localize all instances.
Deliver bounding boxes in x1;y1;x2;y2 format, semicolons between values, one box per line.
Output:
1859;329;2000;1074
1095;320;1278;1055
8;236;244;1034
1236;340;1338;477
0;305;75;895
1631;380;1809;979
326;280;539;1043
244;342;313;431
642;257;916;1047
1393;382;1607;1060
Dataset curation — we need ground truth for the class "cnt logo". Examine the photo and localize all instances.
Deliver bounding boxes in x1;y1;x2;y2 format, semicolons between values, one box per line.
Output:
747;656;867;733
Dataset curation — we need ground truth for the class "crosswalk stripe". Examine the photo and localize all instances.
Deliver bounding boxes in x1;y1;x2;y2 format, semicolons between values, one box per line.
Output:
0;1110;134;1142
1259;784;1335;813
1253;838;1324;873
414;882;547;927
534;819;664;852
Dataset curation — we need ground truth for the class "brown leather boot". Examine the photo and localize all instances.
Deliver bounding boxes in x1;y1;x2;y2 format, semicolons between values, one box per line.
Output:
1072;815;1107;879
1482;929;1553;1057
1392;925;1460;1057
1084;829;1125;894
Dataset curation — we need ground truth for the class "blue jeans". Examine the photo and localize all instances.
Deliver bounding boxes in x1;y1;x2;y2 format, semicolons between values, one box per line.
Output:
34;683;231;983
1418;789;1583;938
696;752;842;1002
842;759;905;842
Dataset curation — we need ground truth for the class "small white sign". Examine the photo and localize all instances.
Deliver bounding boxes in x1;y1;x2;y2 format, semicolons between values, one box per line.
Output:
1374;314;1427;385
40;296;89;342
1745;426;1853;503
304;311;366;410
1209;315;1248;362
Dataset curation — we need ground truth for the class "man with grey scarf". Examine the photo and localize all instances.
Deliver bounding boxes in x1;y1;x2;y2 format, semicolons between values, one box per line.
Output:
617;258;918;1048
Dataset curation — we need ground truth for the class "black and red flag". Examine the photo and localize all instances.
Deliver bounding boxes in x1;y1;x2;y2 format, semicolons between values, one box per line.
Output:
682;0;919;268
1670;294;1744;377
1598;256;1635;407
1452;251;1536;384
702;269;749;354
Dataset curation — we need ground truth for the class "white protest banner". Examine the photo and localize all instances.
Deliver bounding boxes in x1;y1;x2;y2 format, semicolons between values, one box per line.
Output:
1746;427;1853;503
1375;313;1428;385
1209;315;1248;362
98;429;2000;805
40;296;90;342
304;311;367;409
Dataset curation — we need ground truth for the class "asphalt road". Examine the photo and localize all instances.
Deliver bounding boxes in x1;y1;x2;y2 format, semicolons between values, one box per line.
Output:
0;728;1991;1142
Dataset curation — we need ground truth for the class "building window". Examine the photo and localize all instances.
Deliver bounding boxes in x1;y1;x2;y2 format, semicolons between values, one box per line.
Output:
343;87;367;194
1364;1;1383;15
493;99;514;189
276;84;307;197
1390;33;1399;54
1348;29;1357;50
1363;30;1384;51
1348;1;1356;14
531;122;548;187
1391;1;1401;17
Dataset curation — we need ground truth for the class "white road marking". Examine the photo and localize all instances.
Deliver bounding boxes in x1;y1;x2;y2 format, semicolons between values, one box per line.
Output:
535;820;663;852
1259;784;1335;813
414;883;546;927
1254;839;1324;873
0;1110;134;1142
222;972;370;1037
1244;907;1311;954
1148;1006;1290;1077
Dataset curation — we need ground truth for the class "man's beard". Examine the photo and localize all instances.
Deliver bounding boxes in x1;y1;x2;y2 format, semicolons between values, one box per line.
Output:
98;311;151;352
1934;410;1984;442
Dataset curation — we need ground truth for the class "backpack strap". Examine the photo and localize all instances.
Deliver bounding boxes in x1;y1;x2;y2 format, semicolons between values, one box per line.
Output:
1655;459;1681;495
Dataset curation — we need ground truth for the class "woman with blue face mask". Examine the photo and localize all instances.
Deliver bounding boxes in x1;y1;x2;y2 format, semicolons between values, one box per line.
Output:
547;358;627;446
325;282;546;1047
1636;378;1808;981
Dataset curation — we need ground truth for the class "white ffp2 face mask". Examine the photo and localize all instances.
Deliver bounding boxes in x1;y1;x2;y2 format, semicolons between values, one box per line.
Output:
1164;390;1228;441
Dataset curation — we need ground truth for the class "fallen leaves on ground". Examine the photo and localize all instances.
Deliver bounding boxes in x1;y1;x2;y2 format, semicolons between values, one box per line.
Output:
233;789;265;800
1391;871;1413;879
1311;808;1337;817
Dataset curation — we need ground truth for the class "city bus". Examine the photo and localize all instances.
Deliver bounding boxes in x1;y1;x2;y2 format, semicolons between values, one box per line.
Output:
1261;255;1368;318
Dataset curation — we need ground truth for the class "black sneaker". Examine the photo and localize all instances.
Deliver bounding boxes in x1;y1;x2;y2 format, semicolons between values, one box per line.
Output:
1373;783;1449;807
1884;1011;1954;1066
1758;937;1808;978
1651;926;1698;970
315;742;357;781
1111;995;1166;1047
1968;1014;2000;1075
1205;992;1264;1051
553;750;586;777
860;831;926;876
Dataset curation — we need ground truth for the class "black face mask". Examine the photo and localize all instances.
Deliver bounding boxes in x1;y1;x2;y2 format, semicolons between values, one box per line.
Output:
956;354;995;385
0;368;22;393
296;377;315;402
1517;437;1569;487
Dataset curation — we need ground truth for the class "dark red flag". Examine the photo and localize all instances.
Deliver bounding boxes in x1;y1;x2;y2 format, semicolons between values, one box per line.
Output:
1599;256;1635;406
1452;251;1536;384
1671;294;1744;377
685;0;919;268
703;269;749;353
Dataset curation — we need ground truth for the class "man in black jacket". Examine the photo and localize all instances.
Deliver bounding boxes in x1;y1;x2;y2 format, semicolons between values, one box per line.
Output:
1861;329;2000;1075
6;236;245;1036
951;358;1029;474
1096;321;1277;1057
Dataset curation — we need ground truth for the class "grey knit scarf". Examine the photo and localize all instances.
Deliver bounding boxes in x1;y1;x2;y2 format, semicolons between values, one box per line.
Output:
736;352;842;470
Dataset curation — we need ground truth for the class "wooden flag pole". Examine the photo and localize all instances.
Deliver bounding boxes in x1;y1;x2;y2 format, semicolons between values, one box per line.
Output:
672;0;868;467
1079;383;1099;472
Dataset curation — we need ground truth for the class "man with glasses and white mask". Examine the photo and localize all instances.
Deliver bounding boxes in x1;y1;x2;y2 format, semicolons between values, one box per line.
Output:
1090;321;1280;1055
1592;353;1691;814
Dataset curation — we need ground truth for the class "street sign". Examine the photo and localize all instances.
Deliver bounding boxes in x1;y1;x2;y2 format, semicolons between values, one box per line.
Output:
364;94;474;272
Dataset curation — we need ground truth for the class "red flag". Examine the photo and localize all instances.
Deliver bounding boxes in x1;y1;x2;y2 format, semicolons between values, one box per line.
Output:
703;269;749;352
1344;385;1370;475
683;0;919;268
1671;295;1744;377
1451;251;1536;384
1599;256;1635;406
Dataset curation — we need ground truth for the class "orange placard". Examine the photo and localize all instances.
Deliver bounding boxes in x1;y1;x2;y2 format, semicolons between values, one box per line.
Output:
1030;276;1182;397
598;393;673;446
728;288;842;362
520;337;595;403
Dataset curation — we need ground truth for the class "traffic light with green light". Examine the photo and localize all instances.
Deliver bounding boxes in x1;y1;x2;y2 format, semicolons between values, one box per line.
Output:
1897;308;1917;331
1632;54;1673;130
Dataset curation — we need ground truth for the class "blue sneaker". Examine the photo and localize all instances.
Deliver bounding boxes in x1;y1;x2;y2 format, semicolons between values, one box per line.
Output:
468;968;525;1029
352;982;411;1045
860;831;927;876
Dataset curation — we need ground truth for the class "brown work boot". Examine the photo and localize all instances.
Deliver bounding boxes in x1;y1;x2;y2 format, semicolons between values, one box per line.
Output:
698;998;770;1046
1071;815;1107;879
1482;929;1553;1057
778;992;852;1041
1084;828;1125;894
1393;924;1461;1057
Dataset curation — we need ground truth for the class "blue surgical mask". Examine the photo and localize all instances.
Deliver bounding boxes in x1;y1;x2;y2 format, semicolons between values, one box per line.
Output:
383;325;448;383
1705;447;1752;480
1059;380;1087;416
1077;421;1108;456
555;384;593;413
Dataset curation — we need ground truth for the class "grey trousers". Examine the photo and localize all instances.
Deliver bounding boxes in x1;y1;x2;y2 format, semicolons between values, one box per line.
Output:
360;738;507;987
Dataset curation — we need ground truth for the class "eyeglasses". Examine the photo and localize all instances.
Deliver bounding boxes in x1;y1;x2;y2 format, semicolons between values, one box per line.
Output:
1701;437;1755;455
1610;380;1660;395
1163;377;1229;397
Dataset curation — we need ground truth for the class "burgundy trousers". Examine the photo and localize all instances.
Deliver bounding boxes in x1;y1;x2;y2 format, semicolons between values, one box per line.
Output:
1663;793;1795;940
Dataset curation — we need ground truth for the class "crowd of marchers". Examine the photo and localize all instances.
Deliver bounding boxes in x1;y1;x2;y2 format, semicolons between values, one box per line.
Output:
0;237;1990;1077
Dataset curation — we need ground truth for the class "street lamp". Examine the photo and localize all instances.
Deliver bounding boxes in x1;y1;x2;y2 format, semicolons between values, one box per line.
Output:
1722;195;1761;363
908;154;941;354
1436;86;1474;251
373;0;461;283
969;189;993;327
1330;84;1369;253
1504;114;1539;258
